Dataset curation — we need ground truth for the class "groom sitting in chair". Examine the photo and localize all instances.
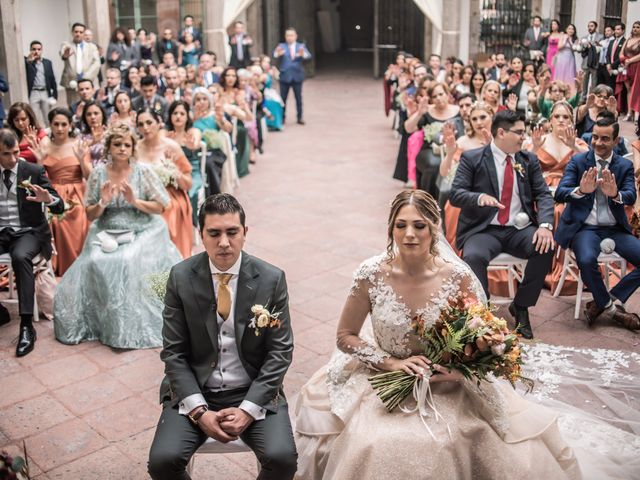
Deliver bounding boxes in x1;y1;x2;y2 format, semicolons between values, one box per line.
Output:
148;194;297;480
450;110;555;339
555;116;640;330
0;129;63;357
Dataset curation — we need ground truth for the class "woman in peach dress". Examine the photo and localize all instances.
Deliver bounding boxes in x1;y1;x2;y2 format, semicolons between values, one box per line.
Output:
440;102;512;297
136;108;193;258
528;101;588;295
31;107;91;275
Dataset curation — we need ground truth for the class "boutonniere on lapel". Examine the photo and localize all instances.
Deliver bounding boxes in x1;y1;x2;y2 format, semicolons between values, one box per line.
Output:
17;176;34;193
249;304;282;336
512;162;525;178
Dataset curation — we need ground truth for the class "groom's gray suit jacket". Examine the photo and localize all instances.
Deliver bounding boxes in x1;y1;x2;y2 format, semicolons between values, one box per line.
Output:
159;251;293;412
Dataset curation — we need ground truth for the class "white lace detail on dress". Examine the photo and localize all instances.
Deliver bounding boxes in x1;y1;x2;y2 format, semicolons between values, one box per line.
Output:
328;256;510;432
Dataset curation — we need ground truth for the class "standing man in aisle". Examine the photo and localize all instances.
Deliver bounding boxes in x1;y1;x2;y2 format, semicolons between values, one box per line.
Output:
59;23;100;107
25;40;58;127
273;27;312;125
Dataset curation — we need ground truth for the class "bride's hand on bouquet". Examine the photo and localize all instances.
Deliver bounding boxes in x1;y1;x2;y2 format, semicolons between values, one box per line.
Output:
429;364;464;383
390;355;432;378
197;411;238;443
218;407;254;437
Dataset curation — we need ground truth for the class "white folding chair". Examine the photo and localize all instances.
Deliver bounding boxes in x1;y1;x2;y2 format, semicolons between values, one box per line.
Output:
553;248;627;319
186;437;259;475
0;253;42;321
487;253;528;305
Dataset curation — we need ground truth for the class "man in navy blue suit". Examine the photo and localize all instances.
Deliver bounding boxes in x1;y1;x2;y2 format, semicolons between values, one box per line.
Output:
555;116;639;330
273;27;312;125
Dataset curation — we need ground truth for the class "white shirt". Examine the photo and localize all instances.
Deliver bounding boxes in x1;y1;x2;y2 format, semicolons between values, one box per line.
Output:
178;253;266;421
571;153;622;225
489;142;522;226
533;27;540;41
75;42;83;75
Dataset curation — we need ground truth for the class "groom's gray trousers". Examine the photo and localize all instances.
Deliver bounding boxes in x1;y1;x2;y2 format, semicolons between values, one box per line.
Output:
148;387;297;480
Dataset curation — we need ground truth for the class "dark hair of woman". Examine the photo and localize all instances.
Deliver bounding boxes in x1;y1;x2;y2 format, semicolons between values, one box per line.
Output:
7;102;40;140
80;101;107;134
166;100;194;131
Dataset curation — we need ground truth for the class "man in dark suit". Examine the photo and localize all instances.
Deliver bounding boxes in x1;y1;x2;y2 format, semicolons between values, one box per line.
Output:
273;27;312;125
178;15;202;46
0;129;64;356
156;28;180;65
25;40;58;127
132;75;168;121
605;23;626;91
450;110;555;339
555;117;639;330
229;21;253;69
96;67;130;117
523;15;548;65
148;194;297;480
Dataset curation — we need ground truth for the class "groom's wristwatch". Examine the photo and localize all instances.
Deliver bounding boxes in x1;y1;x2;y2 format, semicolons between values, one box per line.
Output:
539;223;553;231
188;405;209;425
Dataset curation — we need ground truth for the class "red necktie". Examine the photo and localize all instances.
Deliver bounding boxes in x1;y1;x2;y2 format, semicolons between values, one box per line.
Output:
498;155;514;225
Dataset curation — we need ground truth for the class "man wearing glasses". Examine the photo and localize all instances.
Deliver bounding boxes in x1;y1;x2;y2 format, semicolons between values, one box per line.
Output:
450;110;555;340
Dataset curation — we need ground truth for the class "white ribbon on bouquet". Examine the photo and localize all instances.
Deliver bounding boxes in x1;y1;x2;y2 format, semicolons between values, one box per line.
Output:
399;370;452;441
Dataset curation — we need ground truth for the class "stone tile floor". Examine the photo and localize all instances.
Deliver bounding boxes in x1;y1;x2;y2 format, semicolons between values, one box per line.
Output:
1;54;638;478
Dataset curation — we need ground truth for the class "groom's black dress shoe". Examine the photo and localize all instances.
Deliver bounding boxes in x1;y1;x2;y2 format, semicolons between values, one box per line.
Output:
0;303;10;327
16;325;36;357
509;303;533;340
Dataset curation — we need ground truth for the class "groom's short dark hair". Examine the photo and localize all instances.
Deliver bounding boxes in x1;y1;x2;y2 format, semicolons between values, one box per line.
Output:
491;110;525;137
198;194;246;230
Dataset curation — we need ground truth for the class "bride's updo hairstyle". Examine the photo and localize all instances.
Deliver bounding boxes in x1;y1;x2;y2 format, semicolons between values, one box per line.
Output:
386;190;440;260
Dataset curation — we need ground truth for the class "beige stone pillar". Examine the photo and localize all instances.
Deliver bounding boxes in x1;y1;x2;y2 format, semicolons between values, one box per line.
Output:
83;0;111;53
204;0;227;64
441;0;461;59
0;0;28;104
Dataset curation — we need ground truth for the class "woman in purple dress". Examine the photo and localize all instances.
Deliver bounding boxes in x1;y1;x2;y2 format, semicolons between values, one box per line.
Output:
553;24;578;84
545;19;562;78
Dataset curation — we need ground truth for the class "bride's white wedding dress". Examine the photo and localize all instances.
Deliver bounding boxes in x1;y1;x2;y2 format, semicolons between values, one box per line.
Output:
294;250;640;480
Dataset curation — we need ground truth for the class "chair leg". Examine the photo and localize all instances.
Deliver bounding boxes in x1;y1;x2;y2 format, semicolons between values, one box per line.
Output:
621;260;627;278
574;276;583;320
8;265;15;299
507;267;515;299
604;262;611;290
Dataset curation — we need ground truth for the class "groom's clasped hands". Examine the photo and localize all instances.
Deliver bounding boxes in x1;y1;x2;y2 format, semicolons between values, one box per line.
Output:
196;407;254;442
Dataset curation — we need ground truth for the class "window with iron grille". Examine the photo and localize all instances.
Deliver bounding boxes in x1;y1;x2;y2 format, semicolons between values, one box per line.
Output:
558;0;573;31
113;0;157;32
479;0;532;59
603;0;623;28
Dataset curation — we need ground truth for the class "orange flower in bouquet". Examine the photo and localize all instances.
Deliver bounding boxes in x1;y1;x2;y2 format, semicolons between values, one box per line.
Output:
369;297;534;412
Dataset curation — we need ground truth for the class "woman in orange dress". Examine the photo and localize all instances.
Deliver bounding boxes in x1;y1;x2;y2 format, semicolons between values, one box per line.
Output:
440;102;512;297
136;108;193;258
31;107;91;275
528;101;589;295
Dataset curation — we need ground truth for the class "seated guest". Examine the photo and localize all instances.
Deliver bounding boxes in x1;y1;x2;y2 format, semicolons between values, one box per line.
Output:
0;129;64;356
97;67;130;117
136;108;193;258
555;117;640;330
132;76;169;121
70;78;97;126
165;100;204;225
54;124;182;348
450;110;555;339
109;91;135;128
575;84;617;137
30;108;91;276
6;102;50;164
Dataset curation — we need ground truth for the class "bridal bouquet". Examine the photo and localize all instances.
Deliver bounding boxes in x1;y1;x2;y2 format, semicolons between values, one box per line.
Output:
369;298;533;412
153;158;180;189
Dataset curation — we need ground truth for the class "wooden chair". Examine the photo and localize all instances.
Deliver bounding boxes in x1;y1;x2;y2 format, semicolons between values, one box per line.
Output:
186;437;259;476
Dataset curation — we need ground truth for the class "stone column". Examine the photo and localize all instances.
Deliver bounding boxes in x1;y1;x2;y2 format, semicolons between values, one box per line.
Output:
441;0;461;59
246;0;264;59
204;0;227;64
0;0;27;105
83;0;111;53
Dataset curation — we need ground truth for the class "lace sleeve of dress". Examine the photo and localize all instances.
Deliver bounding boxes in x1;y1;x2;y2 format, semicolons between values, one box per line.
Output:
337;255;391;369
138;163;171;207
84;166;103;206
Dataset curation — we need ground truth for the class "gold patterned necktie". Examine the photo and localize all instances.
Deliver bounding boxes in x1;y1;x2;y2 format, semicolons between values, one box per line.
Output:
215;273;233;320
